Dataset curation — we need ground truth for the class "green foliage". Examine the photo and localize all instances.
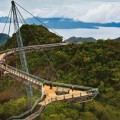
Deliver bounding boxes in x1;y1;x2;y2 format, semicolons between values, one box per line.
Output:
4;40;120;120
0;24;120;120
27;40;119;120
0;97;27;119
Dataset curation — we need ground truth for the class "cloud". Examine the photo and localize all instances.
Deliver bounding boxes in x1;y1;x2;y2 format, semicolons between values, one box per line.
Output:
0;0;120;23
31;2;120;23
78;3;120;23
31;5;88;18
0;11;5;16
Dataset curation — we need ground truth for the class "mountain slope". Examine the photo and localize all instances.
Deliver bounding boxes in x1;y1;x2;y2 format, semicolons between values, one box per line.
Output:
4;24;62;49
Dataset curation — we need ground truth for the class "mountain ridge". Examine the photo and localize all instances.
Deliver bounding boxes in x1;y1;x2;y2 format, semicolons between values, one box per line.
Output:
1;17;120;29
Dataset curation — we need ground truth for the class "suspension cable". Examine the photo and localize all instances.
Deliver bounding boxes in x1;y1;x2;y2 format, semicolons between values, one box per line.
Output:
5;7;13;64
0;7;12;43
8;9;12;41
15;1;66;40
15;5;61;80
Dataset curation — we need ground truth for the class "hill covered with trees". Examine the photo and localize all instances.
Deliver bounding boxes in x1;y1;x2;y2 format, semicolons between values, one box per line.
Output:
0;24;120;120
66;37;96;43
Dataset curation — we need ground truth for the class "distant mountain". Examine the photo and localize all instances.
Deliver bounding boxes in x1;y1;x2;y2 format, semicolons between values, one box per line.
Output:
26;17;98;29
1;17;120;29
0;17;9;23
26;17;120;29
65;37;96;43
0;33;9;45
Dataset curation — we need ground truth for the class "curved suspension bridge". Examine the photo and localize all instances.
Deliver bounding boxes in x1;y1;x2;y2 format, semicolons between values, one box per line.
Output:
0;1;99;120
0;43;99;120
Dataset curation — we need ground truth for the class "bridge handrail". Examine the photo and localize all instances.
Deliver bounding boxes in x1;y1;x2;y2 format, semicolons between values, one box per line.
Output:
2;63;44;83
0;43;69;57
5;63;99;92
1;63;99;93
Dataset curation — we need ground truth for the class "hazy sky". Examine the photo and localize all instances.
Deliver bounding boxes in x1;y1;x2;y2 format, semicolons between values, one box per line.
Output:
0;0;120;23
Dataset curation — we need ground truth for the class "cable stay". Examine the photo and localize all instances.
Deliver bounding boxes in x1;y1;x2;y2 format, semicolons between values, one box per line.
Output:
0;8;12;43
15;1;66;40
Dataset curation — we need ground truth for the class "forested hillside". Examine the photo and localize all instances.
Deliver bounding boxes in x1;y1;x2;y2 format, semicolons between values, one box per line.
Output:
26;40;120;120
0;25;120;120
66;37;96;43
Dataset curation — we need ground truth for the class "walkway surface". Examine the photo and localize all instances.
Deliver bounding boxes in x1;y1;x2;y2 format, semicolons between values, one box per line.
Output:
39;85;88;106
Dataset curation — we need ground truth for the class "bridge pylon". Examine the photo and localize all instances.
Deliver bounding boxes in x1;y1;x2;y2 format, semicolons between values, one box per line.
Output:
11;0;33;98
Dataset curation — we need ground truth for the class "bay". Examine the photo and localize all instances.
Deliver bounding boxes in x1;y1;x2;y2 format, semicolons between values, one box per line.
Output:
0;23;120;40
